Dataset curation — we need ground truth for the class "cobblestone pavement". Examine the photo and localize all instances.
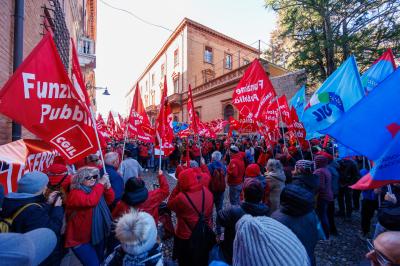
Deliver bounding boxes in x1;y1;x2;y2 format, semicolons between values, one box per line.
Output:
142;170;370;266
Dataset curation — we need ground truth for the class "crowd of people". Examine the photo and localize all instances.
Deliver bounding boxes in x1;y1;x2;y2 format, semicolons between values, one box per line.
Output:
0;135;399;266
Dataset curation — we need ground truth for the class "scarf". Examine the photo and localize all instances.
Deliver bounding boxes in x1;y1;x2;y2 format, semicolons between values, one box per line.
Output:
106;243;163;266
81;185;113;245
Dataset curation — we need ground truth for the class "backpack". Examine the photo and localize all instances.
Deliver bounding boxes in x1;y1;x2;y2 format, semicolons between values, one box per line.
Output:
209;167;226;193
0;203;42;233
183;188;216;266
158;202;175;240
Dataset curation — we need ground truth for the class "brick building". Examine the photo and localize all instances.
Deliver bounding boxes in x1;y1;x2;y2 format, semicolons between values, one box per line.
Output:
0;0;97;144
126;18;306;127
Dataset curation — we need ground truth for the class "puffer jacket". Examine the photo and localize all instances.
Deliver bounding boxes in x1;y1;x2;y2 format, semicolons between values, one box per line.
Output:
314;168;333;201
271;184;321;265
217;201;269;264
265;170;286;213
227;153;245;186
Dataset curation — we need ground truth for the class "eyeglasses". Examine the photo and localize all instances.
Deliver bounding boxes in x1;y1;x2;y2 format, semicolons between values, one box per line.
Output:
367;239;400;266
85;174;99;181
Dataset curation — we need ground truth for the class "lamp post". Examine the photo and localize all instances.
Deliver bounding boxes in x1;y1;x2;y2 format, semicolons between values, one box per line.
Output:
86;84;111;96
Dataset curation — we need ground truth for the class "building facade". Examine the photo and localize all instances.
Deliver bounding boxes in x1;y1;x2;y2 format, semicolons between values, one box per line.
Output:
127;18;305;127
0;0;97;144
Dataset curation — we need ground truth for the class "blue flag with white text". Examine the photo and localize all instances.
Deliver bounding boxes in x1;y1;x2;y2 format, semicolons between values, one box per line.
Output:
289;85;306;119
302;56;364;139
322;68;400;161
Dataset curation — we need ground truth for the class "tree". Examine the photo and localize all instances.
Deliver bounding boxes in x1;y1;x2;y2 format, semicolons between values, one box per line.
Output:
264;0;400;88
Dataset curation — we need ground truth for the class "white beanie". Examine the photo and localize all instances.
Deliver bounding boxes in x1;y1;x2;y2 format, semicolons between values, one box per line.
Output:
115;210;158;256
233;215;310;266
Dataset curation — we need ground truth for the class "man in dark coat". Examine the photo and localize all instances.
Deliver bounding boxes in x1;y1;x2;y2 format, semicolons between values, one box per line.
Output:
102;152;124;209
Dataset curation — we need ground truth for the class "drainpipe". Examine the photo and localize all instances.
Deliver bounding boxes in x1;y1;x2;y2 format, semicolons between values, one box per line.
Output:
12;0;24;141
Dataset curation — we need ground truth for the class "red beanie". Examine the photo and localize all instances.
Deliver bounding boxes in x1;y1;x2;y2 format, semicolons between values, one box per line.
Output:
245;164;261;177
316;151;333;161
46;163;70;187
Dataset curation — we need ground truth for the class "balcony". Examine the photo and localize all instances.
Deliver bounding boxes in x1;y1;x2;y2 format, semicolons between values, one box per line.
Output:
168;93;182;107
78;37;96;68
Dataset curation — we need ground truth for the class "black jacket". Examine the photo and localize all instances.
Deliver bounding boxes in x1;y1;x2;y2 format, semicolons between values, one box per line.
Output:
217;201;269;264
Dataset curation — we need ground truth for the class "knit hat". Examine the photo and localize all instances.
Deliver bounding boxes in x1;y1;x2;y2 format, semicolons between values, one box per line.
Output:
295;160;314;174
378;206;400;231
123;178;149;206
316;151;333;161
17;171;49;194
46;163;69;186
52;156;66;165
233;215;309;266
243;178;263;203
230;145;239;153
280;184;315;216
314;155;329;169
245;164;261;177
116;210;158;256
0;228;57;266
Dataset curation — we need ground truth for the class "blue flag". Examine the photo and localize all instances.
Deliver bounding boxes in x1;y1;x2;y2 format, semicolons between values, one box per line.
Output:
302;56;364;140
336;143;360;159
361;49;396;93
322;68;400;161
289;85;306;119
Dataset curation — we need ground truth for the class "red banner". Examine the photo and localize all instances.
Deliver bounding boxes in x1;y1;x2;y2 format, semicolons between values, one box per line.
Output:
127;83;154;143
187;84;199;134
0;33;97;163
107;111;116;137
232;59;277;122
156;76;174;154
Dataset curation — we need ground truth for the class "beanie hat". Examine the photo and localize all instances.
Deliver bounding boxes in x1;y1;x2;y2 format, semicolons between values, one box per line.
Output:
17;171;49;194
314;155;329;169
295;160;314;174
243;178;263;203
316;151;333;161
123;178;149;206
46;164;69;186
116;210;158;256
245;164;261;178
230;145;239;153
280;184;315;216
52;156;66;165
178;168;200;192
233;215;309;266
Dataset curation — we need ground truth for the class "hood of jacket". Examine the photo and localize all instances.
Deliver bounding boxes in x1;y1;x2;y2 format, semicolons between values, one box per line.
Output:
292;173;320;194
240;201;270;216
280;184;314;216
1;193;44;217
266;170;286;183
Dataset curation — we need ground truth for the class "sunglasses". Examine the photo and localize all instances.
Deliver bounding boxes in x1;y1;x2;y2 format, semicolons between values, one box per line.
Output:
85;174;99;181
367;239;400;266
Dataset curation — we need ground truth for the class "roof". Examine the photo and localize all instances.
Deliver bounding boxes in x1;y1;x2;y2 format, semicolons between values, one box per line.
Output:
127;17;260;97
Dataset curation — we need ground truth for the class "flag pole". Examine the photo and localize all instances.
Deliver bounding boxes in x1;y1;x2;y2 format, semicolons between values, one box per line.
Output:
122;126;128;159
308;140;314;161
89;107;107;174
156;131;162;172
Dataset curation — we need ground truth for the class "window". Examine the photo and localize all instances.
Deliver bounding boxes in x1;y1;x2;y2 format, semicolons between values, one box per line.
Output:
204;46;213;64
225;53;232;69
174;49;179;66
151;73;155;86
173;78;179;93
243;59;250;66
161;64;165;77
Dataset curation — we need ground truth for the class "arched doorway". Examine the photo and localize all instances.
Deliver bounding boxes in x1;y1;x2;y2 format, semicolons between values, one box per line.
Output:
223;104;234;133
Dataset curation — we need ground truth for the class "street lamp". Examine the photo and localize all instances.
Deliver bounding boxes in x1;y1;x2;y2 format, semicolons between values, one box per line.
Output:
86;84;111;96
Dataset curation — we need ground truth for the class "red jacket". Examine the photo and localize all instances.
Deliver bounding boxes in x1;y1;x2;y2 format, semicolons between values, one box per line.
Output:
190;146;201;158
65;184;115;248
139;145;149;157
193;164;211;188
167;169;213;239
112;174;169;223
227;153;245;186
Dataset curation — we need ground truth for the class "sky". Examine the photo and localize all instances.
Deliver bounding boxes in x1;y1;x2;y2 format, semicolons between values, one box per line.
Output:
95;0;277;118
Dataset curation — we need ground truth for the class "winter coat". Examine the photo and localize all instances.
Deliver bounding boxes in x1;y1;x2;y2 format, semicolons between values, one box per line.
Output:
265;170;286;213
112;174;169;223
167;179;213;240
208;160;227;177
193;164;212;188
271;185;320;265
327;160;340;196
102;164;125;207
190;146;201;158
314;168;333;202
227;153;245;186
65;184;115;248
120;158;143;183
217;201;269;264
139;145;149;158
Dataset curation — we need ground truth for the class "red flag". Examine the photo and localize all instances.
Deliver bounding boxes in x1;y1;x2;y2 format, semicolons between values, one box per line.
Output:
127;83;154;143
0;33;97;163
156;76;174;154
232;59;276;122
187;84;199;134
95;114;109;147
71;38;92;109
107;111;116;138
287;107;306;143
